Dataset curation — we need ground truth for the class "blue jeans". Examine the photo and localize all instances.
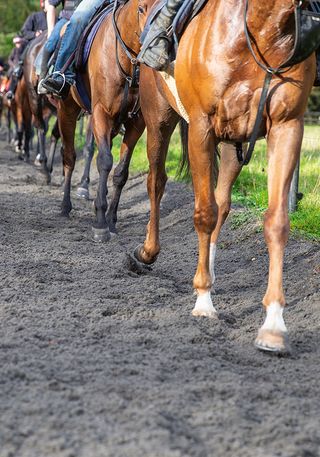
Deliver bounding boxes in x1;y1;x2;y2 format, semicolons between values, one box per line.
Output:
54;0;104;81
45;18;68;54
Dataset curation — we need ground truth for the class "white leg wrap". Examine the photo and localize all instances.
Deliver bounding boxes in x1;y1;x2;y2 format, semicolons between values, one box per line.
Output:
209;242;216;285
261;302;287;333
192;291;217;318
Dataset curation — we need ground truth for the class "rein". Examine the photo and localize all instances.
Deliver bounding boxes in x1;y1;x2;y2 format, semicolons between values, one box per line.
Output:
112;0;141;124
112;0;140;124
241;0;307;165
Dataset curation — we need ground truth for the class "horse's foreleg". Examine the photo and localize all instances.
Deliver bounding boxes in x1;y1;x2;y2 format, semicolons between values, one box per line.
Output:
58;99;80;217
255;119;303;353
188;119;218;318
92;106;113;242
209;143;242;286
106;114;145;234
77;118;95;200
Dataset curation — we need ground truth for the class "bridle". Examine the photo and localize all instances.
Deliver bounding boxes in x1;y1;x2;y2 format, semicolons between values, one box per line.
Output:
112;0;141;124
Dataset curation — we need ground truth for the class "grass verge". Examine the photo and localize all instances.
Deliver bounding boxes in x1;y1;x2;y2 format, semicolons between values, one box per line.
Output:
74;121;320;241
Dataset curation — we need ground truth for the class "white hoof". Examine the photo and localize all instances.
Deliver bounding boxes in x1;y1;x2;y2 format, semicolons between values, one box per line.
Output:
255;302;290;353
192;291;218;318
261;302;287;333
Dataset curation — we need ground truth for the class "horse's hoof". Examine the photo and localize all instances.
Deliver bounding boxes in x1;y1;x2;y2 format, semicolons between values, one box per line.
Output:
76;187;90;200
254;329;290;354
59;211;70;218
192;291;218;319
192;309;218;319
109;230;118;239
92;227;111;243
34;159;42;167
133;244;158;265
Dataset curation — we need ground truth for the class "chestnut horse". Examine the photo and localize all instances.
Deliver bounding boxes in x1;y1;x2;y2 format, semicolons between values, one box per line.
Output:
135;0;315;353
56;0;145;237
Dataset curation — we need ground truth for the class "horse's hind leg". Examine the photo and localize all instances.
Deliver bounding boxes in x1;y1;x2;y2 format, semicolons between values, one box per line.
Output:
77;117;95;200
134;113;179;264
209;143;242;286
106;113;145;234
58;97;81;217
255;119;303;353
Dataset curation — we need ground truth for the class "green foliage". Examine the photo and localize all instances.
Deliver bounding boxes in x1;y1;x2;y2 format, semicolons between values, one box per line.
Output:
0;0;39;33
0;0;40;58
74;122;320;240
0;33;16;59
307;87;320;113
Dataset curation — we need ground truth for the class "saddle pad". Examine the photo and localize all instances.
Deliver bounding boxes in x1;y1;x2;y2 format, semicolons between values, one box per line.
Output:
75;3;114;71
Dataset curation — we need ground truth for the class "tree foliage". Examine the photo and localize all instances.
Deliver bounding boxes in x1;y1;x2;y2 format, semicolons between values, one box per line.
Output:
0;0;39;34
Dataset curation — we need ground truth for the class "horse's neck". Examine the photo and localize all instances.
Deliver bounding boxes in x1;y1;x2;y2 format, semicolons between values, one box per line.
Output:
247;0;294;41
117;0;141;54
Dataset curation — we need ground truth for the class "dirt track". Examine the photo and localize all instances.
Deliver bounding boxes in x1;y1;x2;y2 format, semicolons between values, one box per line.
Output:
0;137;320;457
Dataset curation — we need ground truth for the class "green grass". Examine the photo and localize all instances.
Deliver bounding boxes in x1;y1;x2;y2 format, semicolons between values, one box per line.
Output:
74;121;320;240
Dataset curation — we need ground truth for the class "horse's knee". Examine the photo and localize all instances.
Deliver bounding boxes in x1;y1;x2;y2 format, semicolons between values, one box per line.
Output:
264;209;289;244
194;203;218;235
97;150;113;174
147;169;167;196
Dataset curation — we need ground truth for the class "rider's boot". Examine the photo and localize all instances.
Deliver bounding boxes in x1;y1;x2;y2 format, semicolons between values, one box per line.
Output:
37;48;53;94
41;71;73;99
137;0;185;71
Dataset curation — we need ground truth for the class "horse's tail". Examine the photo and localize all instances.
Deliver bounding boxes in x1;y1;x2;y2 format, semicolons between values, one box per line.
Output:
177;118;190;180
177;118;220;186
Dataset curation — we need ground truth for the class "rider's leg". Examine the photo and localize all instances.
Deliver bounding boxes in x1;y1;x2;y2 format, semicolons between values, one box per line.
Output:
42;0;102;96
38;19;68;94
138;0;185;71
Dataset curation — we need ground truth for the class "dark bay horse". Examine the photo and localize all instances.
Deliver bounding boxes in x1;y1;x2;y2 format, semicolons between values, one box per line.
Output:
135;0;315;353
56;0;145;238
24;33;60;182
9;75;33;160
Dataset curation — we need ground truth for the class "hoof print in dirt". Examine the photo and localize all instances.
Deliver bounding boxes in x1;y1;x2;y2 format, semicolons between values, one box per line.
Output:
124;253;152;275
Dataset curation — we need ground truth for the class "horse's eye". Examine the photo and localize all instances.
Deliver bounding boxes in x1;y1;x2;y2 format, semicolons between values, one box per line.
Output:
138;6;145;14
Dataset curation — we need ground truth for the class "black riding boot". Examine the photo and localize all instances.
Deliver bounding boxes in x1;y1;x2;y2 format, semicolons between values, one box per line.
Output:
138;0;185;71
37;48;52;94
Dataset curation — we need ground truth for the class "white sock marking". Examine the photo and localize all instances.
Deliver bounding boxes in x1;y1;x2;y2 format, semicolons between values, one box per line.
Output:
261;301;287;333
192;291;217;317
209;243;217;285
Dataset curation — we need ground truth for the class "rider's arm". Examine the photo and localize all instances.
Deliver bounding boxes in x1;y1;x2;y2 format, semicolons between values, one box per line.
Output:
45;0;57;38
20;13;37;41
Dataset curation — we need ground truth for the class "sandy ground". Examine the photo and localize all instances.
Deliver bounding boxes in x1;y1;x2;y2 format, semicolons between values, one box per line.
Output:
0;136;319;457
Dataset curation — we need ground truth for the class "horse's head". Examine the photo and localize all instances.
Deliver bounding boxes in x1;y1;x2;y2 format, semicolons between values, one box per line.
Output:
138;0;159;30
